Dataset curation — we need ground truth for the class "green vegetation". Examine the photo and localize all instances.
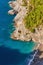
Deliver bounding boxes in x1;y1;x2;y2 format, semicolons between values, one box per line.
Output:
23;0;43;32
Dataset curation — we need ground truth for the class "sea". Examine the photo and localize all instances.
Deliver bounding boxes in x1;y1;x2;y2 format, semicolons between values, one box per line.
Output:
0;0;37;65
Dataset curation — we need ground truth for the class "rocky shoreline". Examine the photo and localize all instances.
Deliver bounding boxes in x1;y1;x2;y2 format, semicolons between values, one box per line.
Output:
31;44;43;65
8;0;43;65
8;0;31;41
8;0;43;44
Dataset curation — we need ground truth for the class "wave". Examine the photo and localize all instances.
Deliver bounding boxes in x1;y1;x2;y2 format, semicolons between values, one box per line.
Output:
23;44;40;65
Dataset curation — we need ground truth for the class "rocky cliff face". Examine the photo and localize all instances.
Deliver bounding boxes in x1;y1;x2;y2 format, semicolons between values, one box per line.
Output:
8;0;31;41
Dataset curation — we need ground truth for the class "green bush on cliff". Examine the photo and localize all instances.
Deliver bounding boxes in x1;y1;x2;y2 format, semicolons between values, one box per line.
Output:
24;0;43;32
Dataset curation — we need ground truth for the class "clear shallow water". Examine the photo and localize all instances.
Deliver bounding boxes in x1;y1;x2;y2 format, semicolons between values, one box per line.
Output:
0;0;37;65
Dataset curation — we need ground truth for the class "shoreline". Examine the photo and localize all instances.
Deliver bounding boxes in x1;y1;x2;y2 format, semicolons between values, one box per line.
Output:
8;0;43;64
8;0;43;44
31;44;43;65
8;0;43;45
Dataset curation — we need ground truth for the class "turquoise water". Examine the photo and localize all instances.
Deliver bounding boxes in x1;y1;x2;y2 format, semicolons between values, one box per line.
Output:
3;39;36;53
0;0;37;65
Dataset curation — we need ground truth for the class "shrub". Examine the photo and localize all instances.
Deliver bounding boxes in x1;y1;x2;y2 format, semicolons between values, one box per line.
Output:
23;0;43;32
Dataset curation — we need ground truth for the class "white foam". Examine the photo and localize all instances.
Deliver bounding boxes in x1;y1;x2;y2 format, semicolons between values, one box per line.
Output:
28;44;40;65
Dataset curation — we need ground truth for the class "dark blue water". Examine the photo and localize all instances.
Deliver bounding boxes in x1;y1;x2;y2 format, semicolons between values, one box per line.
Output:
0;0;36;65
